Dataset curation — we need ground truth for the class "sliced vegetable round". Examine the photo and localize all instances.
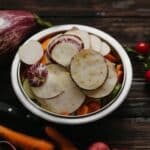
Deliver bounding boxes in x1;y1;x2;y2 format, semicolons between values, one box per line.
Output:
51;42;79;67
47;34;83;52
71;49;108;90
23;79;35;99
65;29;90;49
84;60;118;98
101;41;111;56
41;34;62;51
47;34;83;67
37;72;85;114
31;64;65;99
90;34;102;52
19;40;43;65
44;33;62;50
90;34;111;56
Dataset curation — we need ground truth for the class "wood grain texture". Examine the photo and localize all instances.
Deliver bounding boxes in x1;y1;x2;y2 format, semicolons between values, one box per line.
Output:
0;0;150;149
0;0;150;17
64;118;150;149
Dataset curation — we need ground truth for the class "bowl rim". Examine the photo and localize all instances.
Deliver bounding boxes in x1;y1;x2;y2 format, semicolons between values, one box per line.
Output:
11;24;133;125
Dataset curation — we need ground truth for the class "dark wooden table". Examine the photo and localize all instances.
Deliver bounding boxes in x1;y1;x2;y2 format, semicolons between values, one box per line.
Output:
0;0;150;149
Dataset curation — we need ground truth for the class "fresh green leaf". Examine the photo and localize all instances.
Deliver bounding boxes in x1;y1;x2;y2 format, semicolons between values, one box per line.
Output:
124;44;150;72
137;55;145;61
147;56;150;62
111;83;122;98
145;57;150;70
34;14;52;28
125;47;135;53
144;63;149;70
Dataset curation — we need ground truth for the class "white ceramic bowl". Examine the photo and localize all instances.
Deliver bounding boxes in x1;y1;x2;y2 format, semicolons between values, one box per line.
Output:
11;24;132;125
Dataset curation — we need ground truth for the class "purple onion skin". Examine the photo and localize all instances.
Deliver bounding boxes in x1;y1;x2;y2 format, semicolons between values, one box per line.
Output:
27;63;48;87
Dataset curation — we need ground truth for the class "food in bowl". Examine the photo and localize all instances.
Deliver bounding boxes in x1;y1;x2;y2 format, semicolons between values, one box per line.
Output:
18;27;124;117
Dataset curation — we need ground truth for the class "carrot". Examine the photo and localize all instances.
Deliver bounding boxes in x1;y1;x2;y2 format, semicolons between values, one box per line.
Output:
105;54;118;63
40;51;52;65
87;101;101;113
45;126;78;150
41;38;51;51
0;125;54;150
117;70;123;82
40;37;51;64
116;64;123;82
116;64;122;72
40;52;48;64
60;112;70;116
76;105;89;115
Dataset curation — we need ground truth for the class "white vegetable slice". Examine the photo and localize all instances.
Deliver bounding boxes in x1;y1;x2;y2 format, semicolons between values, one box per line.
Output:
51;42;79;67
23;79;35;99
37;72;85;114
84;60;118;98
31;64;65;99
19;40;43;65
46;33;62;48
90;34;102;52
101;41;111;56
47;34;83;52
90;34;111;56
71;49;108;90
65;29;90;49
47;34;83;67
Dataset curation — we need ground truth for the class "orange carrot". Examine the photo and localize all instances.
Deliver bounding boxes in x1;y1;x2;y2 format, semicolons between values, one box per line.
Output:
105;54;118;63
116;64;123;82
40;52;48;64
0;125;54;150
116;64;122;72
45;126;78;150
40;51;52;65
76;105;89;115
41;38;51;51
117;70;123;82
60;112;70;116
87;101;101;113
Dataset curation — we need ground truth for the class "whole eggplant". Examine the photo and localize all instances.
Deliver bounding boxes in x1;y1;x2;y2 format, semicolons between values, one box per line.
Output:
0;10;52;55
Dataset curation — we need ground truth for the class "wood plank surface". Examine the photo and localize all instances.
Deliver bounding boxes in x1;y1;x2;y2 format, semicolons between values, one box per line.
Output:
0;0;150;17
0;0;150;149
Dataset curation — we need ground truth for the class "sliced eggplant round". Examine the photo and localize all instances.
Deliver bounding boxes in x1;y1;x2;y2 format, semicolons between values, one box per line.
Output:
70;49;108;90
23;79;35;99
65;29;90;49
47;34;83;67
46;33;62;49
90;34;102;52
90;34;111;56
37;72;85;114
47;34;83;52
51;42;80;67
31;64;66;99
19;40;43;65
84;60;118;98
101;41;111;56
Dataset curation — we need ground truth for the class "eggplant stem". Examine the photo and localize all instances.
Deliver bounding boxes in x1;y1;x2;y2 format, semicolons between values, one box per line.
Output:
34;14;52;28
